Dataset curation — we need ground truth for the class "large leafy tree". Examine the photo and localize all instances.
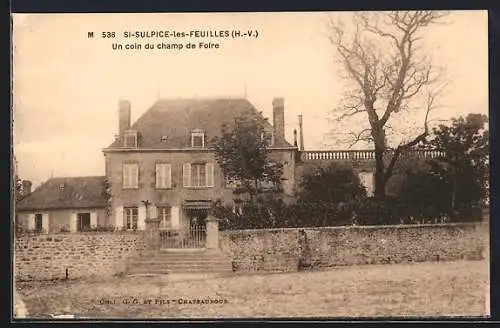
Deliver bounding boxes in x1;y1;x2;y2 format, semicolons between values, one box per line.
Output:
329;11;449;200
295;163;367;226
212;110;283;203
401;113;489;221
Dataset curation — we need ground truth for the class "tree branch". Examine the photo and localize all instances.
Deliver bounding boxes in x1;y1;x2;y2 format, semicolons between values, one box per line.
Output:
348;128;373;148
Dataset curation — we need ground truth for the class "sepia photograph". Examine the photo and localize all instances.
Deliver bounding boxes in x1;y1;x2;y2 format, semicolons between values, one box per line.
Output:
12;10;489;320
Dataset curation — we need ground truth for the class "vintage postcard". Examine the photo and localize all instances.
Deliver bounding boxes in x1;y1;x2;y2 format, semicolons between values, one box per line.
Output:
12;11;489;320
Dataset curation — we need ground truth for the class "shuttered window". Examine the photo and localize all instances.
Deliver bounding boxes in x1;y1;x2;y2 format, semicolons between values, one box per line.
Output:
183;163;215;188
155;163;172;189
123;163;139;189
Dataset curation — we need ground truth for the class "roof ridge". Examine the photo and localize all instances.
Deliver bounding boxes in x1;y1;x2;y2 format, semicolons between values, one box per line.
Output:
156;96;248;101
49;175;105;179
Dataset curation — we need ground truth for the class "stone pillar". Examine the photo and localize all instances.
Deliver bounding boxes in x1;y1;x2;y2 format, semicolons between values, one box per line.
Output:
145;218;161;250
205;215;219;250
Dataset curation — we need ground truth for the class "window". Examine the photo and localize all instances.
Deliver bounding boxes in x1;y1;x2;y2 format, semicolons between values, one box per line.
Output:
359;172;374;197
124;207;138;230
77;213;91;231
157;206;171;229
155;163;172;189
124;131;138;148
183;163;214;188
34;213;43;232
123;163;139;189
191;164;206;187
191;129;205;148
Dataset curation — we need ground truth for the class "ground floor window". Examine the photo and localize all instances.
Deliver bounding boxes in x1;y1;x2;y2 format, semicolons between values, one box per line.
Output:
124;207;138;230
77;212;91;231
157;206;171;229
34;213;43;232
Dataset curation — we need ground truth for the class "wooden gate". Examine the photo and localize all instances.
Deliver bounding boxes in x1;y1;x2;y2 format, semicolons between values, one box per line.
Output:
159;226;206;249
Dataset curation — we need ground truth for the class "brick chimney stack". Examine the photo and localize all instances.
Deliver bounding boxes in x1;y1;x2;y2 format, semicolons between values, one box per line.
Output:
272;98;285;145
21;180;32;197
118;100;131;135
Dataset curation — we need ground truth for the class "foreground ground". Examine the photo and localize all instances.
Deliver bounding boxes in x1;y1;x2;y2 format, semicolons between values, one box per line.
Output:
17;260;489;319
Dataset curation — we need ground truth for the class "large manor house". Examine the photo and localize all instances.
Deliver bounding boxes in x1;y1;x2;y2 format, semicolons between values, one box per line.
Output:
16;97;439;233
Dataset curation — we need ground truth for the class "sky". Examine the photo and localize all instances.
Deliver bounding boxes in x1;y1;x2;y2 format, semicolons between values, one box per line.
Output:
12;11;488;188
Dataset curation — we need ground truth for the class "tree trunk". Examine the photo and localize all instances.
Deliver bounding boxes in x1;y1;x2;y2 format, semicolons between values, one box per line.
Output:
373;127;387;200
450;169;457;219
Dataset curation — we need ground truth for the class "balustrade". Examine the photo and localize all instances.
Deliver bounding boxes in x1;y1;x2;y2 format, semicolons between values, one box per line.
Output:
300;149;444;161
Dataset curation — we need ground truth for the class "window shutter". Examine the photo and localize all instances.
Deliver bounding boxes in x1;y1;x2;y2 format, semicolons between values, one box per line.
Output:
132;164;139;188
115;206;124;229
70;213;77;232
165;164;172;188
42;213;49;233
138;206;146;230
90;212;98;228
155;164;162;188
183;163;191;187
123;165;130;188
27;214;35;230
206;163;214;187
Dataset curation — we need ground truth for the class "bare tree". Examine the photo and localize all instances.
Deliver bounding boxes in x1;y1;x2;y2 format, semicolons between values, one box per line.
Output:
329;11;449;200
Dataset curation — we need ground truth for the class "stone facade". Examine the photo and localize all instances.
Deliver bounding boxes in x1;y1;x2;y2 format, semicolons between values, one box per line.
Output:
103;98;297;231
15;232;147;281
220;223;488;272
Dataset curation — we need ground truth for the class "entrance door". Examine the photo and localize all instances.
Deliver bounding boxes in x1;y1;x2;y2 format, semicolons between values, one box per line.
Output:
77;213;91;231
159;208;207;249
184;208;207;248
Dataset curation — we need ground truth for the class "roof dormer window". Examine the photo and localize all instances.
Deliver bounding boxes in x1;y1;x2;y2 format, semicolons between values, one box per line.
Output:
191;129;205;148
124;130;138;148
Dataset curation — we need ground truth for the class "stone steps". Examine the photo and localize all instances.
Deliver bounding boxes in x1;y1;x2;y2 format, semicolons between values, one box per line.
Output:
127;249;233;275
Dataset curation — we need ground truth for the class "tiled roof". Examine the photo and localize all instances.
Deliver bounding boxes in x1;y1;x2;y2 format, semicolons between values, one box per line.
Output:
105;98;294;149
16;176;107;211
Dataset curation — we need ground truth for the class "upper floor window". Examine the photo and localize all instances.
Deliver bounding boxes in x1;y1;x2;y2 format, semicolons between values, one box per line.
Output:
124;130;138;148
191;129;205;148
155;163;172;189
123;163;139;189
183;162;214;188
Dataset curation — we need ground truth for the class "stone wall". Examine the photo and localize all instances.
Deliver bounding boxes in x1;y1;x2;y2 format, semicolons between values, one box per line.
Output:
220;223;488;273
15;232;147;281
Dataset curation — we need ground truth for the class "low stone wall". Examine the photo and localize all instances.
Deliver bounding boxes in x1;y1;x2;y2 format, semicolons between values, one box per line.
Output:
220;223;488;273
15;232;147;281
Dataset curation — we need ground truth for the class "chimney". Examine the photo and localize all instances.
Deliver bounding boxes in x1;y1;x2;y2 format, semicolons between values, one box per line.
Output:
21;180;32;197
298;114;304;151
272;98;285;145
119;100;131;135
293;129;298;147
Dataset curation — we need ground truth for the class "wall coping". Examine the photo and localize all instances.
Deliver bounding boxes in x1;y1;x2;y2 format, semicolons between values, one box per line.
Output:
15;231;146;239
220;222;488;234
